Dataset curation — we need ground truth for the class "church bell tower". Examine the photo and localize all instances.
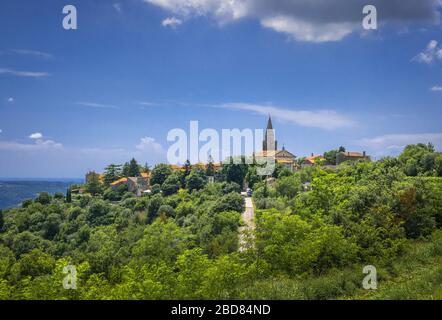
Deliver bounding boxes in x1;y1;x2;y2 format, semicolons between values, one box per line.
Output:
263;116;277;151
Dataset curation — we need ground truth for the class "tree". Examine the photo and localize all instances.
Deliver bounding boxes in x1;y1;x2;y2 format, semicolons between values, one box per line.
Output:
87;199;111;226
184;160;192;177
103;187;121;201
221;182;241;194
54;192;64;200
66;188;72;203
245;166;261;189
162;173;181;196
221;159;247;187
85;172;102;195
151;164;173;186
133;220;190;264
276;176;301;198
11;231;42;257
141;162;151;174
0;210;3;231
147;194;164;223
103;164;122;185
185;169;206;192
158;205;175;219
36;192;51;205
212;192;244;214
324;146;345;165
206;156;215;177
124;158;141;177
436;154;442;177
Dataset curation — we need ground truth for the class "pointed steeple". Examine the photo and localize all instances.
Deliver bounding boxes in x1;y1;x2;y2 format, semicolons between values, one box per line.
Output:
266;115;273;130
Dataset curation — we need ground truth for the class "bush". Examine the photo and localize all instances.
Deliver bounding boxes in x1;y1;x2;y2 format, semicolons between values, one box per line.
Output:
36;192;51;205
212;193;244;214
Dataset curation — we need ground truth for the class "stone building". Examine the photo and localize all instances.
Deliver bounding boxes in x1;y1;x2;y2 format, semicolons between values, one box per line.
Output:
336;151;370;165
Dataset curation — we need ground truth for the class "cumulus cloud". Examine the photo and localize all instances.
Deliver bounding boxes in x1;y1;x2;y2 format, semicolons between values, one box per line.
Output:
162;16;183;28
260;16;355;43
29;132;43;139
0;68;50;78
7;97;14;103
136;136;164;154
431;85;442;91
413;40;442;63
356;132;442;156
221;102;355;130
144;0;442;42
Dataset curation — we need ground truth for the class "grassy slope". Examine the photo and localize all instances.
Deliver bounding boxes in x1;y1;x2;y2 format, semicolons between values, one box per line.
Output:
348;242;442;300
239;239;442;300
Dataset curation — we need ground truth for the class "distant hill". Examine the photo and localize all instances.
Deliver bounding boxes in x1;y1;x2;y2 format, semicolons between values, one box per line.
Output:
0;179;82;209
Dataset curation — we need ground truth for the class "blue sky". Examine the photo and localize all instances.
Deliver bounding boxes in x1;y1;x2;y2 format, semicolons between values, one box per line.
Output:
0;0;442;178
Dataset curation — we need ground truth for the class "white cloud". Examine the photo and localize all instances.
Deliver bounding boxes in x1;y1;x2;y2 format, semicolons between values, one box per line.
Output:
7;97;14;103
0;133;63;151
260;16;355;43
76;102;119;109
0;129;2;134
162;16;183;28
34;139;63;149
356;132;442;156
0;140;63;151
430;85;442;91
0;68;50;78
413;40;442;64
136;136;164;154
146;0;247;22
144;0;442;43
29;132;43;139
11;49;54;59
221;102;355;130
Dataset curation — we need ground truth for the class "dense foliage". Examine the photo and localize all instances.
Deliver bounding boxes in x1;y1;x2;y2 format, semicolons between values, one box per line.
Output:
0;145;441;299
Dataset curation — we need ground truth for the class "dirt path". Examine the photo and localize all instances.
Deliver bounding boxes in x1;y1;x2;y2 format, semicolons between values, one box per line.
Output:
238;197;255;252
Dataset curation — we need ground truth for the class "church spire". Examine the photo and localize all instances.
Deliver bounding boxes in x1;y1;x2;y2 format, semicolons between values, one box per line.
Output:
266;115;273;130
263;115;277;151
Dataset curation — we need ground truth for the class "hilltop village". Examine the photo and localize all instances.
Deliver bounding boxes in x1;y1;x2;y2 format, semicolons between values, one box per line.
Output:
81;116;370;196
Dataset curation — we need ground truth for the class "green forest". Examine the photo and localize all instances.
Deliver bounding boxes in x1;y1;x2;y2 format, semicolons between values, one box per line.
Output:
0;143;441;300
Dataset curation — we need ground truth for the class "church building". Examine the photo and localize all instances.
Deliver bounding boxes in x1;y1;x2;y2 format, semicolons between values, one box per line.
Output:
255;116;297;172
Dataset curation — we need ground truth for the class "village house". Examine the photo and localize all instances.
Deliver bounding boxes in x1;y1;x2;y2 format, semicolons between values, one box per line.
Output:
336;151;371;165
110;172;151;196
301;154;326;167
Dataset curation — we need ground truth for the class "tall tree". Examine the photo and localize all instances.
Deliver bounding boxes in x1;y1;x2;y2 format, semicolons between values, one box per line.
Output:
103;164;122;185
85;172;102;195
206;155;215;177
184;160;192;177
66;188;72;203
0;209;4;231
141;162;151;174
221;157;247;187
127;158;141;177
